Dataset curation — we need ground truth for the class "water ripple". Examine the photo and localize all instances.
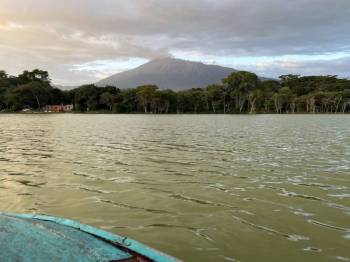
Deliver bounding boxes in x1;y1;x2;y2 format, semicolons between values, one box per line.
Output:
0;114;349;261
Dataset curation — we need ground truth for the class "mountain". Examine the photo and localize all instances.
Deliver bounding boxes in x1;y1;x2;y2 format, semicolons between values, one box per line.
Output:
53;85;78;90
96;58;239;90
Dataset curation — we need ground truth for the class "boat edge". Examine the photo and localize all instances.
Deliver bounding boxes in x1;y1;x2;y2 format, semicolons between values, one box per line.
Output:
0;212;180;262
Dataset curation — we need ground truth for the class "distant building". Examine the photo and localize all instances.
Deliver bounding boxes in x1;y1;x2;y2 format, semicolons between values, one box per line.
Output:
43;104;74;113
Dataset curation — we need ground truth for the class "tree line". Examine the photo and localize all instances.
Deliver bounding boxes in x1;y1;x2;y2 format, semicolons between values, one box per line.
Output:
1;69;350;113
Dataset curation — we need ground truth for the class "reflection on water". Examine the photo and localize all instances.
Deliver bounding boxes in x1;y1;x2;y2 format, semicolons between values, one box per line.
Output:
0;114;349;261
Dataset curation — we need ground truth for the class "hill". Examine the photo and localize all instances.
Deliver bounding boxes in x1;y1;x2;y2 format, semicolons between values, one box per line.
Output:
96;57;238;90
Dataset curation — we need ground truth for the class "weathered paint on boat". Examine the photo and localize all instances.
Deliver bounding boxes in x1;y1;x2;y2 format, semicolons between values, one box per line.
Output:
0;212;180;262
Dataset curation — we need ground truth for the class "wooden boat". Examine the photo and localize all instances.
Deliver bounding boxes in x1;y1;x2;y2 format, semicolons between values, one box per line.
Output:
0;212;179;262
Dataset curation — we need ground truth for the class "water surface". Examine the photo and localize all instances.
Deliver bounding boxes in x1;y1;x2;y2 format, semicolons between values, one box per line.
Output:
0;114;349;261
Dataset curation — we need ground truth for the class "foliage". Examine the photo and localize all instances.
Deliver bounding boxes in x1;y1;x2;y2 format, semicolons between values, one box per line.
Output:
0;70;69;111
0;69;349;113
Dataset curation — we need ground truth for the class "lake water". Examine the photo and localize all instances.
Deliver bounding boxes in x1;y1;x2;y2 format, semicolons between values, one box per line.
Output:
0;114;349;261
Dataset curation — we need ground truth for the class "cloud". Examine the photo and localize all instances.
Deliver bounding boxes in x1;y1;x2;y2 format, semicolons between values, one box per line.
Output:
236;56;350;79
0;0;349;85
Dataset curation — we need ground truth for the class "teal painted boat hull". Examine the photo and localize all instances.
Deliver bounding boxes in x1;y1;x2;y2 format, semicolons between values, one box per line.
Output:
0;212;179;262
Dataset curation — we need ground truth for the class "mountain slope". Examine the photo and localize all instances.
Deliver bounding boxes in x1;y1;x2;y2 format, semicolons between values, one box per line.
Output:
96;58;238;90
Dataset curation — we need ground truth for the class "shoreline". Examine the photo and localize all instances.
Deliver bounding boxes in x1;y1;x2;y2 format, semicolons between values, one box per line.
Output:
0;112;349;115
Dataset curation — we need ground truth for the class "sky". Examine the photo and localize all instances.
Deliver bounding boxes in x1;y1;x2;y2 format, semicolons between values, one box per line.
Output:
0;0;350;86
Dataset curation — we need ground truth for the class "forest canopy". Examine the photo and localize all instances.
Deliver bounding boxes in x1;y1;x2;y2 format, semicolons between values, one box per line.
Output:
0;69;349;113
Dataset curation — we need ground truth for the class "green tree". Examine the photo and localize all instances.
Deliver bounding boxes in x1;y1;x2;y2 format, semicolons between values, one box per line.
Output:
0;70;7;80
5;82;52;110
18;69;50;84
120;89;137;113
223;71;259;113
100;92;117;111
206;84;223;113
273;87;295;113
136;85;158;113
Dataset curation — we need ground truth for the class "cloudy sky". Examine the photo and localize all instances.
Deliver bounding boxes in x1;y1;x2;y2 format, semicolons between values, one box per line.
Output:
0;0;349;85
